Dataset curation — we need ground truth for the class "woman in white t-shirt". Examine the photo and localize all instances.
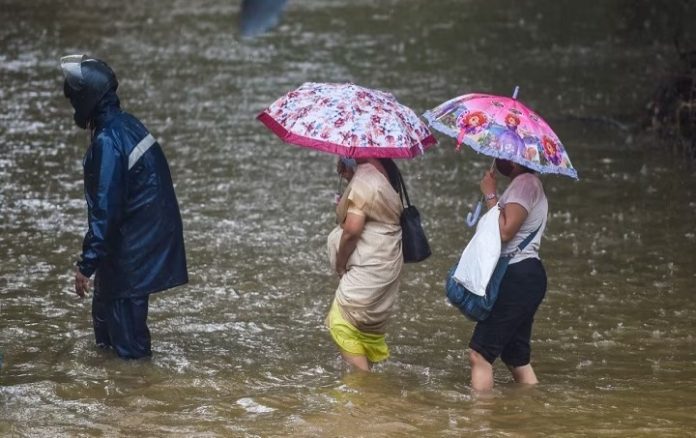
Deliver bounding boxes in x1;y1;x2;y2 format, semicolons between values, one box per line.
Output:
469;158;548;392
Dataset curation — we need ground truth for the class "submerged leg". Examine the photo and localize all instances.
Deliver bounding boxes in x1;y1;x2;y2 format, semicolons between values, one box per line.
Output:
469;349;494;392
91;293;112;348
106;297;152;359
501;313;538;385
507;363;539;385
340;352;371;372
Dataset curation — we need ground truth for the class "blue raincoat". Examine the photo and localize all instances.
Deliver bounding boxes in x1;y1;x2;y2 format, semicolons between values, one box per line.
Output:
78;90;188;299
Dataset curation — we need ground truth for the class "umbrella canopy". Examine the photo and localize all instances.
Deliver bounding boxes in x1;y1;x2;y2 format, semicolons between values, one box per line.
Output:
257;82;437;159
423;92;578;179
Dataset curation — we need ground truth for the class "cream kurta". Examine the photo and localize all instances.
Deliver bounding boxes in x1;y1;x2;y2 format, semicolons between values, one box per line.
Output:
327;163;403;334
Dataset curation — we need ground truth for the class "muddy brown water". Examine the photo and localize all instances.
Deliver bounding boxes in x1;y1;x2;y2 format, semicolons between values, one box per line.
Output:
1;0;695;436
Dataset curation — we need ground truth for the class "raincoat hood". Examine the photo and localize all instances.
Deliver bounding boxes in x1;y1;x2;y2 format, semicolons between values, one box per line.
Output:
91;90;121;128
61;55;118;129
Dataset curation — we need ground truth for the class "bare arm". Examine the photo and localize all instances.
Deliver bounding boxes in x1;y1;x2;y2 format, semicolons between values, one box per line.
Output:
498;202;528;242
479;169;528;242
335;212;365;277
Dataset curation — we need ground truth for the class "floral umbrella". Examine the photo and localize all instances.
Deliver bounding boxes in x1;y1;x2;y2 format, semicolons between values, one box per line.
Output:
257;82;437;159
423;89;578;179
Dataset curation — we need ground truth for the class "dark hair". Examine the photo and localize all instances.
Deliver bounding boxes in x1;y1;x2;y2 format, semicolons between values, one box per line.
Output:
378;158;402;194
521;164;536;174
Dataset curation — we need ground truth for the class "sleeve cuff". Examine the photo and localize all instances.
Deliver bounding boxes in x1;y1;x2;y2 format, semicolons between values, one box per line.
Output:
76;260;96;278
347;207;366;217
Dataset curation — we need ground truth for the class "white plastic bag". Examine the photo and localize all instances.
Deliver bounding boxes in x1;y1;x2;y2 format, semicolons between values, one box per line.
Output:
452;205;501;296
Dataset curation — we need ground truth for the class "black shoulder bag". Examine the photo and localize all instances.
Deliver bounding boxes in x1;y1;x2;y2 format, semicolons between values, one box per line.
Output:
397;171;431;263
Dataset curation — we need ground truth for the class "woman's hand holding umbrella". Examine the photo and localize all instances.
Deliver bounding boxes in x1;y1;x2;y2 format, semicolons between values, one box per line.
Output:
480;169;498;209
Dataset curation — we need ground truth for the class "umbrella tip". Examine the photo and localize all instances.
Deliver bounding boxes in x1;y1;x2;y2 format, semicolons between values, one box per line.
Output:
512;86;520;99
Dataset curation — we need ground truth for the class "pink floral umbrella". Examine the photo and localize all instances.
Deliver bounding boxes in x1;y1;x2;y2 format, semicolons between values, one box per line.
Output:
257;82;437;159
424;87;578;226
423;88;578;179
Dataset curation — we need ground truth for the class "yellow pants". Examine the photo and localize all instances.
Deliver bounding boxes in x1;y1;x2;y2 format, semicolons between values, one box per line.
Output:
326;300;389;363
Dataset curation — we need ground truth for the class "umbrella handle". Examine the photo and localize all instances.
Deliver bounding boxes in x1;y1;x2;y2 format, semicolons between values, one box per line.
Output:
466;160;496;227
466;199;483;228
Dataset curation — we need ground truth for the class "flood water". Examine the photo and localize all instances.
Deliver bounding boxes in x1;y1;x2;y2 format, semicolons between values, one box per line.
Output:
1;0;696;436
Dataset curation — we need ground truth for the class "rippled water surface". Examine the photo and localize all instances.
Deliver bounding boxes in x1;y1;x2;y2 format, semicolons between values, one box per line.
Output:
1;0;696;436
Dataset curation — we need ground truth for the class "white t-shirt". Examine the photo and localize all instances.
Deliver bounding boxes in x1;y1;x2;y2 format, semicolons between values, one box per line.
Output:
498;173;548;264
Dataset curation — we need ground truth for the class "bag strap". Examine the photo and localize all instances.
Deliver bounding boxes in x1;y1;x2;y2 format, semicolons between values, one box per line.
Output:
502;223;542;258
396;168;412;208
517;223;542;251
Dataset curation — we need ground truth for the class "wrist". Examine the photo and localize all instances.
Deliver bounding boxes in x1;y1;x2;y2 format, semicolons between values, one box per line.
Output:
484;192;497;202
76;261;94;278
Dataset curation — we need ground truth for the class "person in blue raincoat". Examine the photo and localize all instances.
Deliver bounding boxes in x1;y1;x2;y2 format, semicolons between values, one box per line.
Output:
61;55;188;359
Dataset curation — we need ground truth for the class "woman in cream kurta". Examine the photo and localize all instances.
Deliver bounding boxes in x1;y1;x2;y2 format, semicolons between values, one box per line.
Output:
327;158;403;371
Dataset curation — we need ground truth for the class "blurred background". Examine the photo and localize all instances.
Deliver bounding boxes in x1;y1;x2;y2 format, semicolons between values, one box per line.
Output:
1;0;695;436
